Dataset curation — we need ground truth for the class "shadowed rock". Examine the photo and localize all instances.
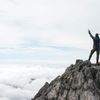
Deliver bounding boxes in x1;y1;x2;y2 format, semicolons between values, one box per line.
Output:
31;59;100;100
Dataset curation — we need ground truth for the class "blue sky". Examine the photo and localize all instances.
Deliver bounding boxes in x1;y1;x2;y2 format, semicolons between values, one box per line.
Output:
0;0;99;63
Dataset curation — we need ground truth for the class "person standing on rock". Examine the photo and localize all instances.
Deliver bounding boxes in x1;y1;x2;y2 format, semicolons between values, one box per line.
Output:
88;29;100;64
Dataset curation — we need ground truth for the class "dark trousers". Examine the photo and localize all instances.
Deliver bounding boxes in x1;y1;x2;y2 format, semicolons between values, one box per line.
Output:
88;48;99;64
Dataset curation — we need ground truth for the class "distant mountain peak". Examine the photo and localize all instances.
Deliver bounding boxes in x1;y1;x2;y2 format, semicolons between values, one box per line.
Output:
31;59;100;100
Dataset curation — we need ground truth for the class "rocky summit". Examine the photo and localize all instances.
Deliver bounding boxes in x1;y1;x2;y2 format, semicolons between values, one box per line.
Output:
31;60;100;100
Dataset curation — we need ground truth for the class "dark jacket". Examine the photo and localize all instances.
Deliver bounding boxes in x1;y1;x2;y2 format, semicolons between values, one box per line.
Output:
89;31;100;50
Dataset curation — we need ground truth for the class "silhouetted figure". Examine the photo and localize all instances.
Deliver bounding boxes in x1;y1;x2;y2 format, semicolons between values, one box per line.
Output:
88;30;100;64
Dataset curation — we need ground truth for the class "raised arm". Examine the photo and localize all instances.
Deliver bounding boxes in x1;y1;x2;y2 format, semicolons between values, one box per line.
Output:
88;30;94;39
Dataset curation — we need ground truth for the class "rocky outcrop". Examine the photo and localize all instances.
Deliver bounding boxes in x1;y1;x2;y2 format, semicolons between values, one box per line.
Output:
31;59;100;100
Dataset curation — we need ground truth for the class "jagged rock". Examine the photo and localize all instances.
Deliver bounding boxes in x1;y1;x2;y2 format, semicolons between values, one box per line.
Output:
31;59;100;100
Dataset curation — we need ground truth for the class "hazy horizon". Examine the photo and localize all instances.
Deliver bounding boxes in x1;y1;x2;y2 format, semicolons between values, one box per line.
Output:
0;0;99;63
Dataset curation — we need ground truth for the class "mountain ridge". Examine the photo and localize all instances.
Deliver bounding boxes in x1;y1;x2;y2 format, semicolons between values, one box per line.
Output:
31;59;100;100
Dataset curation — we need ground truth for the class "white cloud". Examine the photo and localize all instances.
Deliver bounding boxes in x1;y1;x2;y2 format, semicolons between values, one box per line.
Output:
0;63;66;100
0;97;10;100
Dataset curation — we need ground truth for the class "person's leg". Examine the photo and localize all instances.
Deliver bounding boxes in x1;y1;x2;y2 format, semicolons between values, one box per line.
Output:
88;49;95;61
96;50;99;64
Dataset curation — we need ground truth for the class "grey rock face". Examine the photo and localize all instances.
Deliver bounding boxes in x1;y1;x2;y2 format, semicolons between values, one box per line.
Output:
31;60;100;100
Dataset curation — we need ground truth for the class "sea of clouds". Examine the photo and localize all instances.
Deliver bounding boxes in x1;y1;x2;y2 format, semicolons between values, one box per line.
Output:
0;63;67;100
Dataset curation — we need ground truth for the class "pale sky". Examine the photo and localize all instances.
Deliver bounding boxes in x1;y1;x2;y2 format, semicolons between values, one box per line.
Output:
0;0;99;63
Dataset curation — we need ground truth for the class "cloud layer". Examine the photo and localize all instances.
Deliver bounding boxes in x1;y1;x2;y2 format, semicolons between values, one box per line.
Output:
0;63;66;100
